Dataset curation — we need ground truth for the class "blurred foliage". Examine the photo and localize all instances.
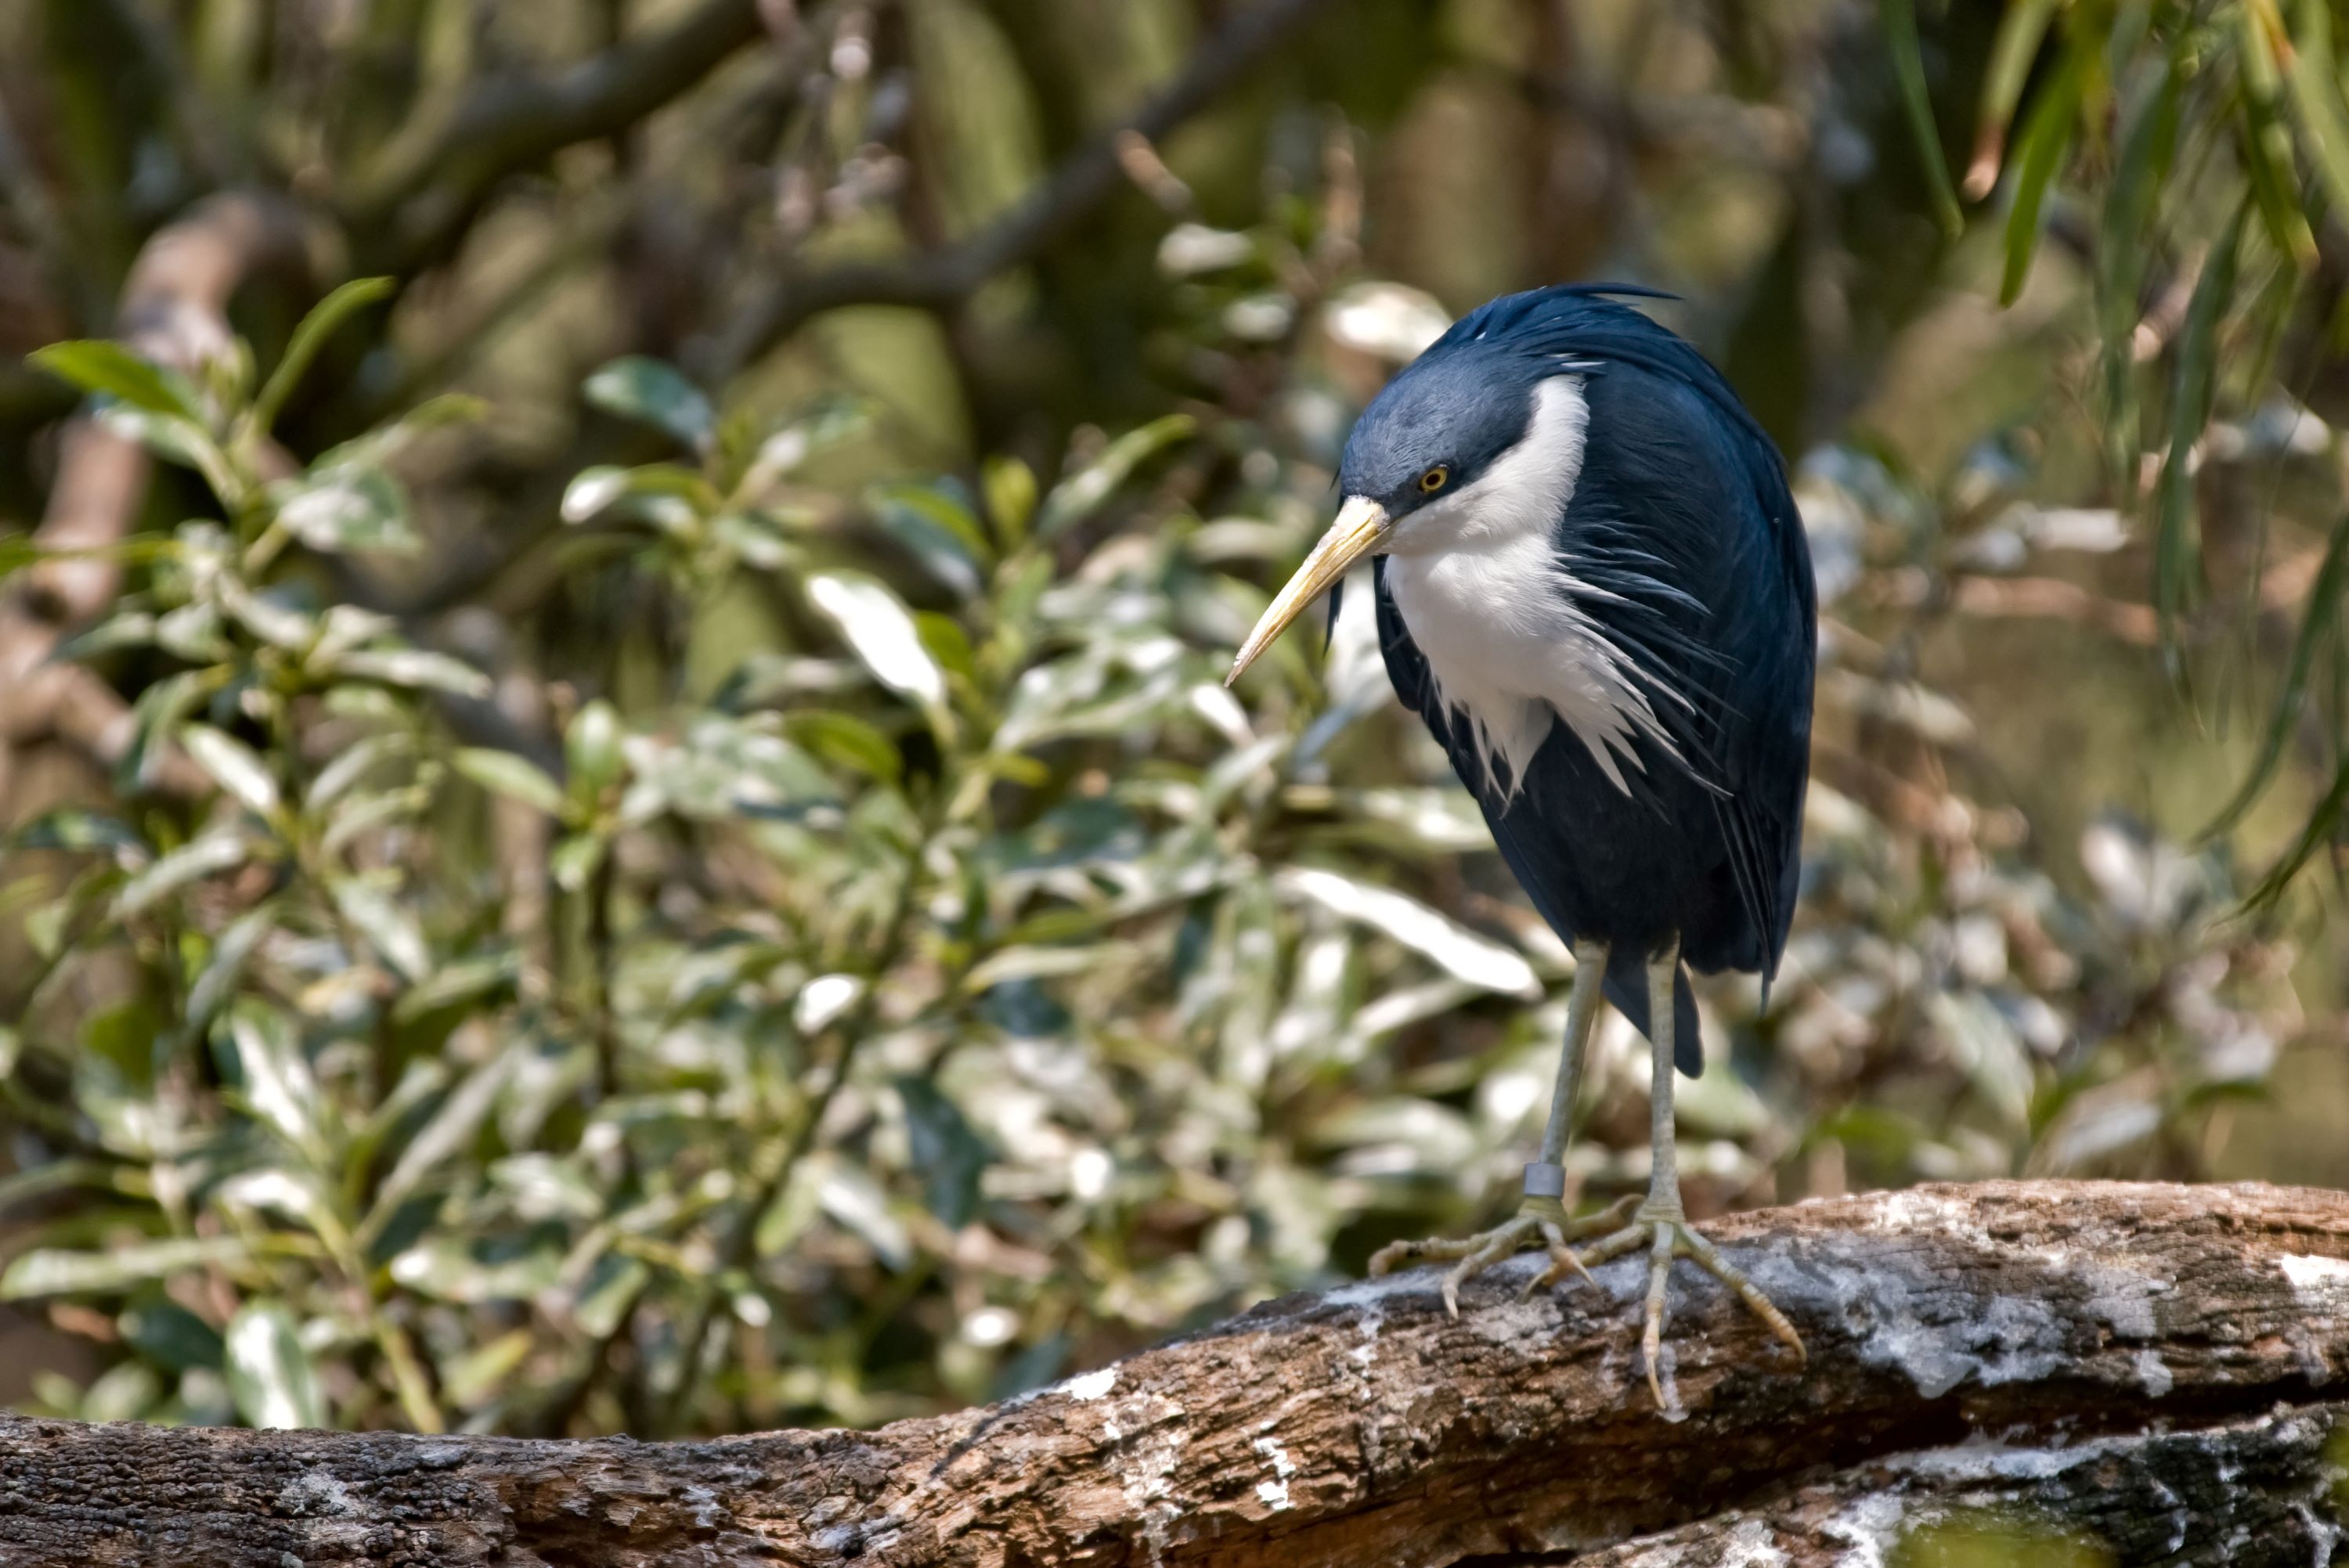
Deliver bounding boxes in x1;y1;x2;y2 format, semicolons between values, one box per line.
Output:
0;0;2339;1447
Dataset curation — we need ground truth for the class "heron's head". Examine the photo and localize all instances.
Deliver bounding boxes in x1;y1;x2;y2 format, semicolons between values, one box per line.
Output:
1228;335;1576;683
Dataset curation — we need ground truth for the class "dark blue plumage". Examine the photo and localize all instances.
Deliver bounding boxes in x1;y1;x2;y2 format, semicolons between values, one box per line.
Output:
1360;286;1815;1075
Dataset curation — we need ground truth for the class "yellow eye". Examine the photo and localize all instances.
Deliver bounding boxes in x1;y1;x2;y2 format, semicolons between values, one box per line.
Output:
1418;465;1450;494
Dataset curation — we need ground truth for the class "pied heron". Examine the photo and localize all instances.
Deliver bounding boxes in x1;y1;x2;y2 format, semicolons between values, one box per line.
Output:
1228;284;1816;1406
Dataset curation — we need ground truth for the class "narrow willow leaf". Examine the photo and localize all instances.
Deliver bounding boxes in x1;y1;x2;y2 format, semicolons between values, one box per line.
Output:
583;356;716;449
1879;0;1965;235
2001;46;2086;305
1035;415;1195;539
2239;2;2321;269
1968;0;2059;197
1276;867;1540;997
180;723;282;818
452;748;566;816
2099;48;2184;478
225;1302;326;1429
2282;0;2349;225
250;276;395;436
390;951;521;1025
895;1077;992;1230
2246;754;2349;908
28;341;204;420
2206;506;2349;838
2152;204;2247;659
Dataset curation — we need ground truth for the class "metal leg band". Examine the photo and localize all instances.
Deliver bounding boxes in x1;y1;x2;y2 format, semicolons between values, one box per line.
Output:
1522;1160;1566;1199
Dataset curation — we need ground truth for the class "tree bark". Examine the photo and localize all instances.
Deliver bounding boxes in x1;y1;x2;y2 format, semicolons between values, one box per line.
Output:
1;1181;2345;1566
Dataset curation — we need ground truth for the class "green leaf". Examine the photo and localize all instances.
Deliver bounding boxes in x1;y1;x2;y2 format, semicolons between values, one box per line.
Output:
180;723;282;818
114;829;251;918
226;999;328;1160
326;647;492;698
93;406;241;500
389;951;520;1026
895;1077;992;1230
550;831;608;893
1878;0;1965;236
2282;0;2349;225
983;456;1037;547
331;877;431;982
870;481;992;596
452;748;566;816
2206;506;2349;838
783;710;903;784
566;700;624;795
250;277;395;436
29;341;204;420
270;462;420;554
1035;415;1195;539
1;1237;248;1299
2152;202;2246;661
2001;45;2085;305
583;356;715;449
560;462;716;528
1968;0;2058;196
224;1301;325;1429
367;1035;521;1227
806;571;948;713
186;903;278;1036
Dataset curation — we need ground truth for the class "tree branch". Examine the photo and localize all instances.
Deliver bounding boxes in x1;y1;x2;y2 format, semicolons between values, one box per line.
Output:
698;0;1340;380
0;190;308;791
346;0;785;263
2;1182;2345;1565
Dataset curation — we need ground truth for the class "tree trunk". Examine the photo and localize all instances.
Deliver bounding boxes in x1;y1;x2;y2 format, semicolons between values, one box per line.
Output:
1;1181;2344;1566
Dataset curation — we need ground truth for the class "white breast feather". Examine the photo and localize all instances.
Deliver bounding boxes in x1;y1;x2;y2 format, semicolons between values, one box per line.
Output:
1384;375;1687;798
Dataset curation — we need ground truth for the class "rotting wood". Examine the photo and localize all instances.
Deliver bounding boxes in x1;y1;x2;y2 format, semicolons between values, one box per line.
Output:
0;1181;2344;1567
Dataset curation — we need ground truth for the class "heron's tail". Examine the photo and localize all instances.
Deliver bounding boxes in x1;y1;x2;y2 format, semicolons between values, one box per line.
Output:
1600;946;1702;1078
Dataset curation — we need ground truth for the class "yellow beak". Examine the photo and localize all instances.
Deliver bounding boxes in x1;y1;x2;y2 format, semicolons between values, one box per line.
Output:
1225;496;1391;685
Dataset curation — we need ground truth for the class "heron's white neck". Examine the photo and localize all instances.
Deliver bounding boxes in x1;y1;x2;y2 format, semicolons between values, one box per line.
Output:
1382;375;1685;798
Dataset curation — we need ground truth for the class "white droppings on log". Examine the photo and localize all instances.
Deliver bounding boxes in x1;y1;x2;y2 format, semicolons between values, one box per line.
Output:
2281;1253;2349;1303
1817;1491;1911;1568
2135;1346;2174;1396
1063;1367;1119;1400
1253;1435;1297;1510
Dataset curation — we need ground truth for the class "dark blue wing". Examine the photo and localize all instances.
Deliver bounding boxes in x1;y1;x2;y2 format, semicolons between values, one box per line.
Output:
1374;557;1705;1073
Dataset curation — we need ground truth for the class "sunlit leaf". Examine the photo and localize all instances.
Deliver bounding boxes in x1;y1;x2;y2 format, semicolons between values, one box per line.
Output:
227;1000;329;1160
331;877;431;982
1276;867;1540;997
806;571;947;712
583;356;716;449
271;462;420;554
1;1237;247;1299
113;829;251;918
1035;416;1195;539
327;647;493;698
180;723;282;818
452;748;566;816
225;1302;325;1429
29;341;204;420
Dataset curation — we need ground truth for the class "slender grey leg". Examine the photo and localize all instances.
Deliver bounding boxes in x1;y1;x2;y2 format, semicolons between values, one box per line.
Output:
1369;939;1633;1312
1532;936;1807;1415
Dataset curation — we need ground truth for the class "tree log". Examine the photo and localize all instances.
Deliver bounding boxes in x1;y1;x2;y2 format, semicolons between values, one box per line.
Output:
1;1181;2345;1566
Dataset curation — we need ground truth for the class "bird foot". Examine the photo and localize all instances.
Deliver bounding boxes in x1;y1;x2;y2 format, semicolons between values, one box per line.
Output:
1366;1193;1641;1317
1536;1201;1806;1417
